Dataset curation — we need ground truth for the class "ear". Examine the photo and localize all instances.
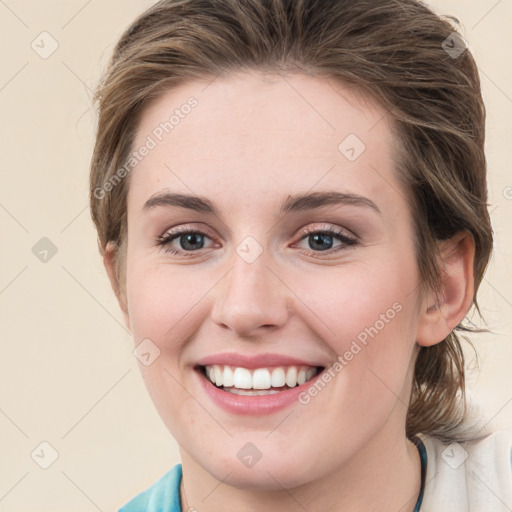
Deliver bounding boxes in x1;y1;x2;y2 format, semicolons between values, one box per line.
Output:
103;241;131;331
416;232;475;347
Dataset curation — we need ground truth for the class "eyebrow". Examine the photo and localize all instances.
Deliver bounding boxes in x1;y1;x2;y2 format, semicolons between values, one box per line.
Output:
142;190;381;216
280;191;380;215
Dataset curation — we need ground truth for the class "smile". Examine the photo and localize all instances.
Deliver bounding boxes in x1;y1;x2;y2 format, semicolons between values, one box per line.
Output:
202;364;321;395
194;353;327;414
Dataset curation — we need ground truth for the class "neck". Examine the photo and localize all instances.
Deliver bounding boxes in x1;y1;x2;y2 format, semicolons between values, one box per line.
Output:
179;420;421;512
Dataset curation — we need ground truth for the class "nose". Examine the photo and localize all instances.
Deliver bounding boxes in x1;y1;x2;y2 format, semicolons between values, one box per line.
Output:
210;248;291;338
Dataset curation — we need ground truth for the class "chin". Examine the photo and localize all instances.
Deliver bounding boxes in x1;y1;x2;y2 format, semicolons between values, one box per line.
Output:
189;438;322;491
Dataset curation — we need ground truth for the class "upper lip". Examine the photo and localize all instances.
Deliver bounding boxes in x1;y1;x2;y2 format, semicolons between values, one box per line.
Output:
195;352;324;369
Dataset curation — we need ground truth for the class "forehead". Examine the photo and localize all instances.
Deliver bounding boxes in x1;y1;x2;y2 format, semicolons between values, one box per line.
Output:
128;72;401;212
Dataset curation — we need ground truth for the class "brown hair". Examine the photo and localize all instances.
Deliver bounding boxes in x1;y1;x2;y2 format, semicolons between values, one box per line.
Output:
89;0;492;442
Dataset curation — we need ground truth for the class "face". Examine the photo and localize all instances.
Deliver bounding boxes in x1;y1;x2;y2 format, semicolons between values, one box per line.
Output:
122;72;425;489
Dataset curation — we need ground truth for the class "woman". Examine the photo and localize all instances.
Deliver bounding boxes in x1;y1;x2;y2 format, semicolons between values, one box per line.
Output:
89;0;512;510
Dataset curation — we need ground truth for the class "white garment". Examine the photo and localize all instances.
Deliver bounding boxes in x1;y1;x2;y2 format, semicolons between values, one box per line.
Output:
417;429;512;511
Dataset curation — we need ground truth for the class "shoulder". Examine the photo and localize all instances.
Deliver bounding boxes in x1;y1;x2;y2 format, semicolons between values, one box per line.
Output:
417;429;512;512
118;464;182;512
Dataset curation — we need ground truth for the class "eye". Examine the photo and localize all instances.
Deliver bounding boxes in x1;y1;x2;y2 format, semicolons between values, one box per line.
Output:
155;224;358;258
295;225;357;256
156;228;216;255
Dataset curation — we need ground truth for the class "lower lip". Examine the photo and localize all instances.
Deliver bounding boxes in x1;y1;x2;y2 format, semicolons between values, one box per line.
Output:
196;369;322;415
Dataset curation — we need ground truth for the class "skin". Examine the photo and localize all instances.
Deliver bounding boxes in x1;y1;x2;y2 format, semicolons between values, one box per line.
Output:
104;71;475;511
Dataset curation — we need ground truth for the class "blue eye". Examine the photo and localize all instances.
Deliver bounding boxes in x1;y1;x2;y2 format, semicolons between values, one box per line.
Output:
175;232;206;251
308;232;336;251
298;228;357;256
156;229;214;255
156;225;358;258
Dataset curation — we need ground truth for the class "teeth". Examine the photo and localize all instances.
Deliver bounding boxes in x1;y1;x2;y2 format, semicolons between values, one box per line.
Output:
225;388;281;396
233;367;252;389
204;364;319;391
214;365;223;386
223;366;234;387
285;366;297;387
252;368;271;389
271;367;286;387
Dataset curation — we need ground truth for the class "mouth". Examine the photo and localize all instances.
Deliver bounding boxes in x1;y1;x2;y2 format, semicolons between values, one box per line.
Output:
197;364;324;396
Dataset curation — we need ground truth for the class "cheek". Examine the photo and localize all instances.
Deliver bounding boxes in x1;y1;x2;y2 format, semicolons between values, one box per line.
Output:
292;255;419;347
125;261;214;431
126;260;213;346
126;245;420;372
291;255;420;411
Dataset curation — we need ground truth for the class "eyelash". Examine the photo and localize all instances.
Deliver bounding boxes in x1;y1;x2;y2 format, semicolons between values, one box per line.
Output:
155;225;358;258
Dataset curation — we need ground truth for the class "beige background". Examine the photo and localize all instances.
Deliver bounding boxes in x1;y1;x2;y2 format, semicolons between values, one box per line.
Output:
0;1;511;510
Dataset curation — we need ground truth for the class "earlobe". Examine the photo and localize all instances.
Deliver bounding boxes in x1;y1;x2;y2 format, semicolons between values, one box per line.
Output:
102;241;131;330
416;232;475;347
